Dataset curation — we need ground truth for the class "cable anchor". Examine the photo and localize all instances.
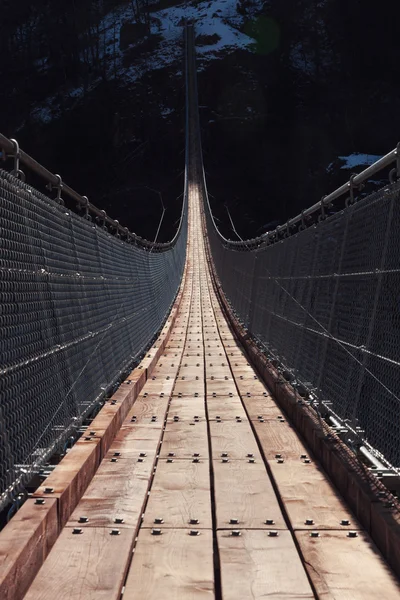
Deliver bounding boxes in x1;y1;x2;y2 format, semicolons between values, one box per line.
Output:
389;141;400;184
9;139;25;181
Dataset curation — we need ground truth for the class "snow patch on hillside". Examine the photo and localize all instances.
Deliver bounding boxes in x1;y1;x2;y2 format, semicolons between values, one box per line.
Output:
327;153;383;172
29;0;262;124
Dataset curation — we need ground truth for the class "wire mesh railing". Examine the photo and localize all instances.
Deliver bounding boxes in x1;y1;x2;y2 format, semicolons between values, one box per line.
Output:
0;167;187;510
204;174;400;468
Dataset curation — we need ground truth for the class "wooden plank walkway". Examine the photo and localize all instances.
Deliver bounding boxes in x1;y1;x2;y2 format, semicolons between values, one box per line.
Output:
21;167;400;600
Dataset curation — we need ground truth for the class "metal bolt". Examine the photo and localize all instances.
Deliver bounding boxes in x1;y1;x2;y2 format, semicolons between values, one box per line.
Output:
111;458;118;463
248;458;255;463
84;437;93;441
192;458;200;463
139;452;147;457
265;519;274;525
230;518;239;524
72;528;83;534
305;518;314;525
300;454;308;459
277;458;285;464
114;518;124;524
35;498;45;505
303;459;311;464
168;452;175;457
268;530;279;537
310;531;319;538
221;453;228;457
275;453;282;459
347;531;358;538
152;528;162;535
114;452;121;457
137;458;144;463
189;530;200;536
341;519;350;526
231;530;241;536
247;453;254;458
79;516;89;523
89;431;96;436
190;518;199;524
44;487;54;493
167;458;174;463
193;453;200;457
222;458;229;463
110;529;120;536
154;518;164;524
131;416;137;422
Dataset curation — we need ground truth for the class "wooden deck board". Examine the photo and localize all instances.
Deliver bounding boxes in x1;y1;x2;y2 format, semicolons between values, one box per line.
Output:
24;527;134;600
296;530;400;599
160;422;209;458
209;421;262;460
213;460;286;529
123;529;214;599
217;530;314;599
269;461;357;530
142;460;212;529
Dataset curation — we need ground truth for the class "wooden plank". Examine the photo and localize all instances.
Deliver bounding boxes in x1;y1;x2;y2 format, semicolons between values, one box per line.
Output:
123;529;214;599
160;422;209;458
235;379;270;397
174;380;205;397
217;530;314;599
269;461;357;530
167;398;206;422
206;380;238;396
142;460;212;529
107;423;162;458
241;399;283;421
253;419;309;459
213;460;286;529
0;499;58;600
68;458;153;528
207;400;247;421
125;393;169;424
209;421;261;460
24;527;134;600
33;439;101;528
296;530;400;599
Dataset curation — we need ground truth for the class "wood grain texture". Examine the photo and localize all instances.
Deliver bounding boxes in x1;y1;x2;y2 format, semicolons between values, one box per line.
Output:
125;393;169;424
160;422;209;458
207;400;247;421
167;398;206;421
24;527;134;600
253;419;309;459
0;499;58;600
142;459;212;528
213;460;286;529
209;421;261;460
269;461;357;530
241;396;283;421
123;529;214;599
68;458;152;528
296;530;400;599
217;530;314;599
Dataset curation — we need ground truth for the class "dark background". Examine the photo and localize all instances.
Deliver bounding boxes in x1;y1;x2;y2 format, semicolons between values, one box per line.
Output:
1;0;399;241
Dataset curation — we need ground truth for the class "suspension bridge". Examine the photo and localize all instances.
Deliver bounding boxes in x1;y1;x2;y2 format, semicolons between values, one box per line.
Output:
1;24;400;599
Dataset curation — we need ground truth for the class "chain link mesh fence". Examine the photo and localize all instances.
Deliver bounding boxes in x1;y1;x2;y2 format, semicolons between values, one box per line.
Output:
0;169;187;509
204;180;400;468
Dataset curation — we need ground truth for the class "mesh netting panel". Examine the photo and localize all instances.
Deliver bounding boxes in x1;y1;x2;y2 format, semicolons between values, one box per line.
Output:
205;183;400;467
0;170;187;506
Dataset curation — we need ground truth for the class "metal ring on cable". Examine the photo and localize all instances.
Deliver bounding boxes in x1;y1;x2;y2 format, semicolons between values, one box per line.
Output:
9;139;26;182
283;222;290;238
318;196;327;222
82;196;91;220
54;174;64;205
100;209;107;230
114;220;120;238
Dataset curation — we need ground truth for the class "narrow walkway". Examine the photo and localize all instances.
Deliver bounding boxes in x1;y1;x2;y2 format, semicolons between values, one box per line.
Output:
23;176;400;599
